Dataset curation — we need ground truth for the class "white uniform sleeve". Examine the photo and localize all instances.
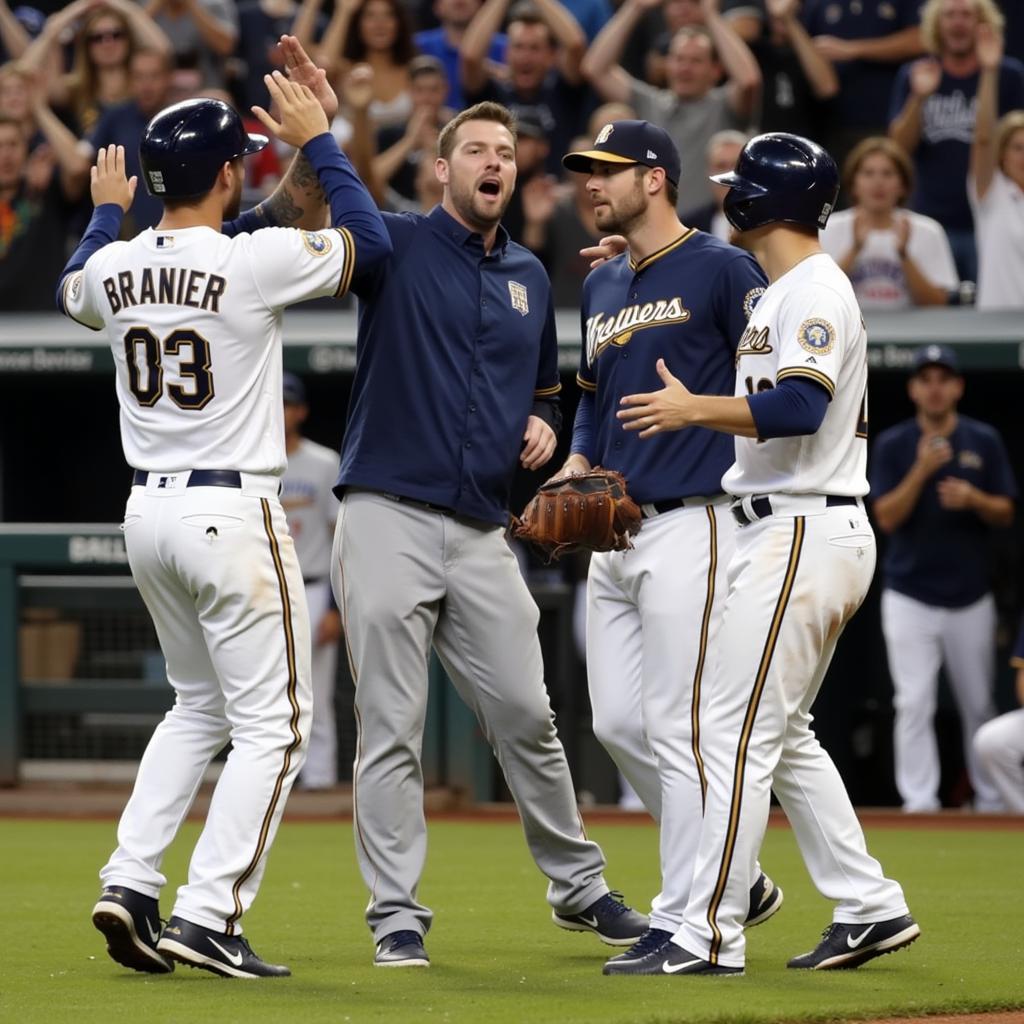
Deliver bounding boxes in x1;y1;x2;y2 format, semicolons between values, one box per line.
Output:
247;226;356;309
60;250;109;331
774;284;853;399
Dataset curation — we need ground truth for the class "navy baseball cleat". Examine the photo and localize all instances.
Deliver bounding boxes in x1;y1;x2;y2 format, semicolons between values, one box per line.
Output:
91;885;174;974
553;891;649;946
744;872;784;927
603;942;743;976
374;930;430;967
603;927;674;970
787;913;920;970
156;916;290;978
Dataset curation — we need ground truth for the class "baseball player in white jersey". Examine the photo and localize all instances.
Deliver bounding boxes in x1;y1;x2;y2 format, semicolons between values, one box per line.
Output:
60;63;392;978
610;133;919;975
281;372;343;790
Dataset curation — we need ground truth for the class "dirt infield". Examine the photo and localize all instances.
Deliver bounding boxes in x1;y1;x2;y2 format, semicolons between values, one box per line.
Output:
2;781;1023;831
861;1016;1023;1024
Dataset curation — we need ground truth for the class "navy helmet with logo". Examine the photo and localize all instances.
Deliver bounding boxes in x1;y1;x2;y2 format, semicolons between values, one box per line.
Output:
139;98;268;200
711;132;839;233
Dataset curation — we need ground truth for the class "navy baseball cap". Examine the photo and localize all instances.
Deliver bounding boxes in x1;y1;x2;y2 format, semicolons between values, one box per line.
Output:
282;372;307;404
562;120;681;186
911;344;959;376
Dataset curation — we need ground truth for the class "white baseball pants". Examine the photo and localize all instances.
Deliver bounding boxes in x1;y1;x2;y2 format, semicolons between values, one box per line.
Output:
100;473;311;934
973;708;1024;812
676;504;909;968
586;501;734;932
881;589;1000;812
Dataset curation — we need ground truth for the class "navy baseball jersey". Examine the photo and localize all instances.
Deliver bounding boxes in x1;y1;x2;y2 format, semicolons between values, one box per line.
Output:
577;229;767;504
870;415;1018;607
337;206;561;525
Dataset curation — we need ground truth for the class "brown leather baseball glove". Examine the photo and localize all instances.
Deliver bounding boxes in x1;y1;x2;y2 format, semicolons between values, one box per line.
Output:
511;468;642;561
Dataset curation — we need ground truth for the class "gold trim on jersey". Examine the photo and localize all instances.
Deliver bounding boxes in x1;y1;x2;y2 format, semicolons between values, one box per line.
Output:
691;505;718;808
225;499;305;935
776;366;836;399
534;382;562;397
586;297;692;364
576;374;597;393
705;517;805;964
628;227;697;273
334;227;356;298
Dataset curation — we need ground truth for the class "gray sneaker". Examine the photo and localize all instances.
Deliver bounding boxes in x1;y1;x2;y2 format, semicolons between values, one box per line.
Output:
374;930;430;967
553;891;649;946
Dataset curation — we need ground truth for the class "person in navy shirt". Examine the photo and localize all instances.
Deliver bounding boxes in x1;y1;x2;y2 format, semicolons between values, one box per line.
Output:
973;613;1024;813
558;120;777;973
871;344;1016;813
888;0;1024;281
332;100;648;969
801;0;923;169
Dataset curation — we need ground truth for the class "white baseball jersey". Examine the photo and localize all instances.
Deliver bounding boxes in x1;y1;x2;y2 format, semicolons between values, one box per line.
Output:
61;225;355;474
722;252;869;498
282;438;340;580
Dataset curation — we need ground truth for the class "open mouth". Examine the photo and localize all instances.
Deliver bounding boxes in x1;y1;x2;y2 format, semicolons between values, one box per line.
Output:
478;179;501;197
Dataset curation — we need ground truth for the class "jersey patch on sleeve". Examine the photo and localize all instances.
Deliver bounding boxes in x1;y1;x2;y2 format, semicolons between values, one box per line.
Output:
743;286;765;320
797;317;835;356
302;230;333;256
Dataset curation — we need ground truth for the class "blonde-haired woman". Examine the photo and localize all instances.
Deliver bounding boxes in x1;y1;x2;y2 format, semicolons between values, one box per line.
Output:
22;0;170;134
889;0;1024;282
821;136;958;309
969;22;1024;310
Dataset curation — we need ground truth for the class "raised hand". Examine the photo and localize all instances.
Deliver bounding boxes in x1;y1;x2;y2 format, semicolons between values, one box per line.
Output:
90;144;137;211
976;22;1003;72
343;63;375;112
894;213;911;255
765;0;797;19
279;34;339;121
252;70;329;148
909;57;942;98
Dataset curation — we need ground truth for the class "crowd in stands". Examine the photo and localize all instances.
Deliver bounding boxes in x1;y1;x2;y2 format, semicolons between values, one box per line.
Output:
1;0;1023;312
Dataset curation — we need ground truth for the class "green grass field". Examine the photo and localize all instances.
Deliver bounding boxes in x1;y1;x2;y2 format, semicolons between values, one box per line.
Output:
1;817;1021;1024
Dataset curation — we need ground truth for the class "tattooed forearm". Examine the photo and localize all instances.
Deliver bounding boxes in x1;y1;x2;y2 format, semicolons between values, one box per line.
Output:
292;153;326;203
261;188;305;227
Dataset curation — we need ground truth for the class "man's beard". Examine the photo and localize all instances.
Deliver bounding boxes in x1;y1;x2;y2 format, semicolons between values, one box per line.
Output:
594;184;647;236
450;177;509;232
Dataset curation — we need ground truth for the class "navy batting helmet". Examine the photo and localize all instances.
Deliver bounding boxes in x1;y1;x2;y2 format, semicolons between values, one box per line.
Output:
139;98;268;200
710;132;839;233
